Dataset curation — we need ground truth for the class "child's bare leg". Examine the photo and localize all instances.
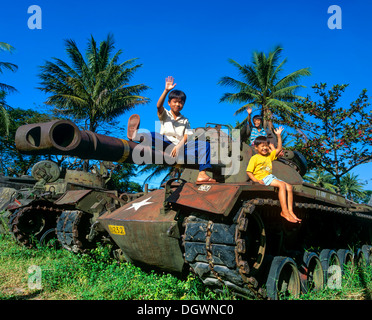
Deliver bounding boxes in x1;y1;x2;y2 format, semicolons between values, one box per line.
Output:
270;180;297;223
285;182;301;222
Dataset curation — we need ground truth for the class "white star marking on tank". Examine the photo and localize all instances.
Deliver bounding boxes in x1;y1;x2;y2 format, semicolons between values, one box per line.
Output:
124;197;153;211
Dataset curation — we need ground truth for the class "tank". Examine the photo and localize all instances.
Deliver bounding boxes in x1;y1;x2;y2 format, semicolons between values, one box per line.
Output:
15;119;372;299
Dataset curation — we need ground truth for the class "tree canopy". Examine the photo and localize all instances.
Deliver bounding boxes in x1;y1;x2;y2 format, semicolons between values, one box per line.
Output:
292;83;372;187
0;42;18;135
218;46;311;130
38;34;149;132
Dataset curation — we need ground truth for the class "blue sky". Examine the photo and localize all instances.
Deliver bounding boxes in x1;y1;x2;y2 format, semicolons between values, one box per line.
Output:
1;0;371;189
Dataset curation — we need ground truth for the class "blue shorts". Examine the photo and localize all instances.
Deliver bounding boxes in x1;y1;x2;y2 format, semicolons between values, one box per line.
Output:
262;174;281;186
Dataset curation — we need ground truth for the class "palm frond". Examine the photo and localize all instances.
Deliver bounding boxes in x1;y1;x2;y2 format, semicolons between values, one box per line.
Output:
0;42;15;52
38;34;149;132
0;61;18;74
219;46;311;128
275;68;311;89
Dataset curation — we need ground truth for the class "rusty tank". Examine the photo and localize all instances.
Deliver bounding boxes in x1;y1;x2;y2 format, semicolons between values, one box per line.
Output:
15;119;372;299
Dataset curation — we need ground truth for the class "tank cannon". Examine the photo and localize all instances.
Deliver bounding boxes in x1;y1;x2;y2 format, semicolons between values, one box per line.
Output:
15;119;199;169
14;118;372;299
8;120;147;251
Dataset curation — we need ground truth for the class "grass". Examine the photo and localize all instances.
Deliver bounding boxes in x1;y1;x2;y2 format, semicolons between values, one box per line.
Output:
300;263;372;300
0;234;235;300
0;233;371;300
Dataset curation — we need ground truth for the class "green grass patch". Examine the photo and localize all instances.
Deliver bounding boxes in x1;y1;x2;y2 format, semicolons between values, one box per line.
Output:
0;234;234;300
1;233;371;300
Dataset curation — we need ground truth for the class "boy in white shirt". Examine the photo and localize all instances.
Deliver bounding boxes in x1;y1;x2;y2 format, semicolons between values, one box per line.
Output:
129;76;215;183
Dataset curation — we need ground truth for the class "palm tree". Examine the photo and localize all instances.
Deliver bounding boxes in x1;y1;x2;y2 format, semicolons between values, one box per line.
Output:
0;42;18;94
304;168;338;192
137;164;175;187
339;173;366;201
0;42;18;135
38;34;149;132
218;46;311;130
0;91;10;135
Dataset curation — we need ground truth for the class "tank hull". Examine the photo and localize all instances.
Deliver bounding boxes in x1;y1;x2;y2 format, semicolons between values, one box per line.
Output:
98;181;372;298
98;189;184;273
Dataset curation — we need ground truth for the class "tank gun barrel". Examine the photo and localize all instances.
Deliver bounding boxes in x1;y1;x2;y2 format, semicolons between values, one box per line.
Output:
14;119;190;166
15;120;131;162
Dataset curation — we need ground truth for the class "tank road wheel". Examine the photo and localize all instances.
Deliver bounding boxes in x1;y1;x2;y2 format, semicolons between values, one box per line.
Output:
299;252;324;293
265;256;301;300
39;228;59;248
319;249;341;287
8;206;58;247
56;210;94;253
337;249;354;274
356;245;372;267
237;209;266;275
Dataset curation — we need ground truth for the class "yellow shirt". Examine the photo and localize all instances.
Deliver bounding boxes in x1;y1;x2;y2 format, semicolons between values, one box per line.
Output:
246;150;277;180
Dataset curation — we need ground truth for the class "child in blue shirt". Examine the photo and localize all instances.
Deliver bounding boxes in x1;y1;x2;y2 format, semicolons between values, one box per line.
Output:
246;107;267;144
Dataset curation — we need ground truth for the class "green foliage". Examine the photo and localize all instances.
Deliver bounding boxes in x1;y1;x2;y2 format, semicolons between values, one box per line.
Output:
137;163;174;188
0;42;18;135
218;45;311;129
304;169;370;202
0;91;10;136
339;172;368;202
0;107;55;176
304;168;338;192
292;83;372;188
106;163;143;193
0;42;18;95
38;34;149;132
300;263;372;300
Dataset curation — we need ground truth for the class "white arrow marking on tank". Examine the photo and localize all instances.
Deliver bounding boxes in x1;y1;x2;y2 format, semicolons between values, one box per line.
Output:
124;197;153;211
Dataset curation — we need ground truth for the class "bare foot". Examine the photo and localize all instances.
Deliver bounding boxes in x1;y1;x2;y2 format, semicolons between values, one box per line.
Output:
289;211;302;222
127;114;140;140
280;211;299;223
196;171;216;184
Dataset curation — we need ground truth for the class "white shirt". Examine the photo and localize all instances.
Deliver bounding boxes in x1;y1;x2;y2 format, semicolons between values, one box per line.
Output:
158;108;193;145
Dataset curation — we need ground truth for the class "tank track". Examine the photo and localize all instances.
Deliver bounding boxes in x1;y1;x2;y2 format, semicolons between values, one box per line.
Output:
8;204;95;252
183;198;372;299
8;204;61;247
56;210;95;253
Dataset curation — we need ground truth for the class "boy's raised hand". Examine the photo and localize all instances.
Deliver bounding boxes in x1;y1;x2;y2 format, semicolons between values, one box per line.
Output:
165;76;177;91
157;76;176;114
274;126;284;136
273;126;284;156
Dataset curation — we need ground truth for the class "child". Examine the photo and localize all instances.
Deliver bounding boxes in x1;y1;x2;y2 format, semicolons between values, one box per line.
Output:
246;107;267;145
246;127;301;223
128;76;216;183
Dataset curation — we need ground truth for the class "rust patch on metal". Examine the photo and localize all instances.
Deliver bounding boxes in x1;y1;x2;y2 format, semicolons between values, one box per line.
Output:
167;183;241;215
54;189;92;205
